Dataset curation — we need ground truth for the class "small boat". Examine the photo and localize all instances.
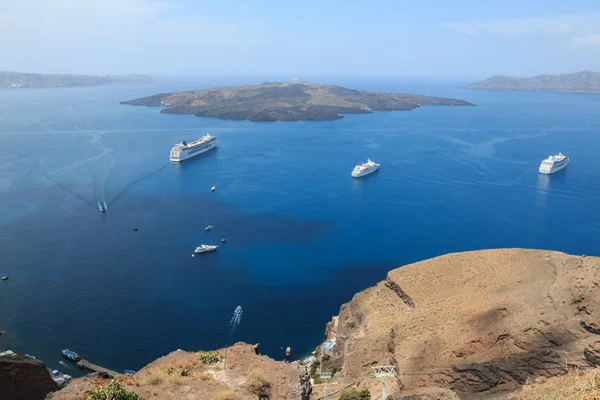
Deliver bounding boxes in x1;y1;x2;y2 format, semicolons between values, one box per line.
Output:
61;349;81;362
211;186;216;192
1;276;7;281
221;238;226;243
124;369;136;376
234;306;242;315
204;225;214;231
133;228;139;231
97;201;106;212
25;354;36;359
194;244;218;253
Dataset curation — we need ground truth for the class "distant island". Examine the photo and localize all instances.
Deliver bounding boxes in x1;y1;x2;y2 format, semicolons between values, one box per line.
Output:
0;72;152;88
464;70;600;93
120;82;474;122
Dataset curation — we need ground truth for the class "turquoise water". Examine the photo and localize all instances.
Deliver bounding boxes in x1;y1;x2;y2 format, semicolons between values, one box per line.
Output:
1;79;599;375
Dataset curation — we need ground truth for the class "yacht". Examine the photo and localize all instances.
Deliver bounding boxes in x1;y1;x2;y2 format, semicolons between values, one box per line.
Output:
194;244;218;253
351;159;380;178
170;134;217;162
61;349;81;362
539;153;569;174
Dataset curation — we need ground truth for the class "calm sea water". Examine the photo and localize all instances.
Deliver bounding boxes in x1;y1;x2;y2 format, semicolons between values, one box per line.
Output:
1;78;600;375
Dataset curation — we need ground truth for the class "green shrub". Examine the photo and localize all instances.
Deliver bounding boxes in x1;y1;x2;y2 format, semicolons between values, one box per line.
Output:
339;388;371;400
86;380;140;400
198;351;221;365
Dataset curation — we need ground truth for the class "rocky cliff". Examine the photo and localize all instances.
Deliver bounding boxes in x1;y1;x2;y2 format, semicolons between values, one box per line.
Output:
50;343;311;400
0;356;59;400
313;249;600;398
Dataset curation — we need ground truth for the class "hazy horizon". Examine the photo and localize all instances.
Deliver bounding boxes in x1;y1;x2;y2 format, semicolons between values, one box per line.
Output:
2;0;600;78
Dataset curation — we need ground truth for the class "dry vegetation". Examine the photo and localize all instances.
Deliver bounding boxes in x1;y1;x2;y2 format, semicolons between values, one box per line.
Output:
51;343;310;400
510;368;600;400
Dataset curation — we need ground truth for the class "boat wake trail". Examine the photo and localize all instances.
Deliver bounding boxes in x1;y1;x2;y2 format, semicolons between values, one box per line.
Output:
39;160;170;212
40;169;97;210
106;162;170;208
58;361;73;369
228;306;243;337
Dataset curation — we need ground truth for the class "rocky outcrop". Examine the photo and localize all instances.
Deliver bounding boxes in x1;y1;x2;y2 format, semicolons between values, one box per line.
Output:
584;341;600;366
314;249;600;398
51;343;311;400
0;356;59;400
388;388;460;400
121;82;474;122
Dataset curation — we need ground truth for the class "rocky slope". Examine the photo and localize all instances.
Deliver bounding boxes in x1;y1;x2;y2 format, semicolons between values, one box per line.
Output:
49;343;311;400
0;355;59;400
314;249;600;399
120;82;474;122
464;71;600;93
0;72;151;88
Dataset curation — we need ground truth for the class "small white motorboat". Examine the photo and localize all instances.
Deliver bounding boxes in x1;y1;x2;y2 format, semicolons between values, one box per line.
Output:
194;244;218;253
204;225;214;231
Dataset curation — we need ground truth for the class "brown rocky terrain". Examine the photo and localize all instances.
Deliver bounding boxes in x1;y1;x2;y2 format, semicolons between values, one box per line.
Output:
11;248;600;399
314;249;600;399
120;82;474;122
49;343;311;400
0;355;59;400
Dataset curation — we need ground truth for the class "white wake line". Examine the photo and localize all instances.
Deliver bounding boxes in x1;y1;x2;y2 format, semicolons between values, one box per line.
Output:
0;127;254;136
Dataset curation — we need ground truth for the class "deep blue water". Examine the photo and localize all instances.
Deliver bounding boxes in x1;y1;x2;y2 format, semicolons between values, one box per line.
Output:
1;78;600;375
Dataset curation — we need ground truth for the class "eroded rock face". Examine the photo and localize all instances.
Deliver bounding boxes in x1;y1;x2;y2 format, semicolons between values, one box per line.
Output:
584;342;600;366
0;357;59;400
50;343;311;400
315;249;600;397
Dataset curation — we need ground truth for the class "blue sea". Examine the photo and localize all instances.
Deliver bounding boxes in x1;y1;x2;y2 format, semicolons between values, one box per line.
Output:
1;78;600;375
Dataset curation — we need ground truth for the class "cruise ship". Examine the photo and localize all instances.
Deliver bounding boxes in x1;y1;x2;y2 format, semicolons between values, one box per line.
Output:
539;153;569;174
170;134;217;162
351;159;380;178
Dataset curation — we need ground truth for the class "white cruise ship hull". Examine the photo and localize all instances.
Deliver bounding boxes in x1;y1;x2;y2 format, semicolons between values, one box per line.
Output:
352;165;379;178
171;142;216;162
539;158;569;174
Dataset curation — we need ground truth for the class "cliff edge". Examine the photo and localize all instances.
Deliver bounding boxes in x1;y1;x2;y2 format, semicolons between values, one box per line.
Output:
50;343;311;400
314;249;600;398
0;355;59;400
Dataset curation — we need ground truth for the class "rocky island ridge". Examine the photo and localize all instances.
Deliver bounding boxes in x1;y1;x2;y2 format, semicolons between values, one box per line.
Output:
464;70;600;93
120;82;475;122
0;72;152;89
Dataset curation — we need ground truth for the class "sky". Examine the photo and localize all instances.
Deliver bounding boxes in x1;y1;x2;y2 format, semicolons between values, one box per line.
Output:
1;0;600;78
